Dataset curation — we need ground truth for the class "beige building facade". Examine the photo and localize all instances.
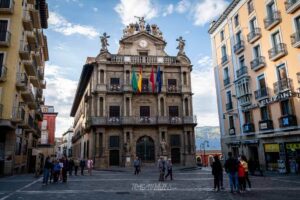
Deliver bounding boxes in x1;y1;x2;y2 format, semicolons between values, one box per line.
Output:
209;0;300;173
71;20;197;168
0;0;48;176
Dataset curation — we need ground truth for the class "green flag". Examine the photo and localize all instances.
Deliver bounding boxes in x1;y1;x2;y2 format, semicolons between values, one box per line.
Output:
131;67;138;92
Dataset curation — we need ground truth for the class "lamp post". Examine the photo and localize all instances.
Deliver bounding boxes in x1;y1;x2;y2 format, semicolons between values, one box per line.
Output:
200;140;209;167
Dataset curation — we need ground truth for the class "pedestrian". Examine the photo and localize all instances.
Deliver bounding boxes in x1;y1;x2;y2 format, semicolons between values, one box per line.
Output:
211;155;222;191
74;157;80;176
158;157;166;181
53;160;61;183
133;157;140;175
224;152;239;193
238;158;246;192
87;158;94;176
241;155;251;190
42;156;52;185
165;158;173;180
62;156;69;183
58;158;64;181
69;157;74;176
49;160;55;183
80;158;86;175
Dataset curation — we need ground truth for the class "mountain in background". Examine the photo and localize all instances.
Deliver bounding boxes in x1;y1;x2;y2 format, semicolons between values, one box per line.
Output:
195;126;221;150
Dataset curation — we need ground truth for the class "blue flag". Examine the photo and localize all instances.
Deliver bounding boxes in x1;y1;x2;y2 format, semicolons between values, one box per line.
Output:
156;66;162;93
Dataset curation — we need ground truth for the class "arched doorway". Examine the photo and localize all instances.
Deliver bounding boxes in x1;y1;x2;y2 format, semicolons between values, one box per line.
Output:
136;136;155;162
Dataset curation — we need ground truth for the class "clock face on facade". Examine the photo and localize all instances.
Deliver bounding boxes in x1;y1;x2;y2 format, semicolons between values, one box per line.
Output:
139;40;148;48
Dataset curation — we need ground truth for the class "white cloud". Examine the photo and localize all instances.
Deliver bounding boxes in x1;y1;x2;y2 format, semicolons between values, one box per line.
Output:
114;0;158;25
48;11;99;39
197;56;212;68
176;0;191;13
163;4;174;17
44;64;77;136
93;7;98;12
193;0;228;26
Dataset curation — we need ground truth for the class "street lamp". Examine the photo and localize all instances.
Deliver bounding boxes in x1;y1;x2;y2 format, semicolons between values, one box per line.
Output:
200;140;209;167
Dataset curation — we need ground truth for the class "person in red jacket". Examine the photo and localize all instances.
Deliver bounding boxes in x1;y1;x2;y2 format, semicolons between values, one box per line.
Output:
238;159;246;192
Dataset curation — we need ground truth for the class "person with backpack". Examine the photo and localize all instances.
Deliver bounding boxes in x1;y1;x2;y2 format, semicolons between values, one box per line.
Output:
224;152;239;193
211;155;223;191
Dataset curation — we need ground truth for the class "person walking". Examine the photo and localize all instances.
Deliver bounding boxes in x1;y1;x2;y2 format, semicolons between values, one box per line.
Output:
68;158;74;176
80;158;86;176
165;158;173;180
74;158;80;176
238;158;246;192
224;152;239;193
62;156;69;183
53;160;61;183
133;157;140;175
158;157;166;181
241;155;251;191
42;156;52;185
211;155;223;191
87;158;94;176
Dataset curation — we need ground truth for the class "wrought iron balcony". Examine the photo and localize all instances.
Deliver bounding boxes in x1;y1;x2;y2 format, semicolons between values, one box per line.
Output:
221;55;229;65
233;40;245;54
268;43;287;61
264;11;282;30
16;73;28;91
229;128;235;135
254;87;269;100
259;120;274;131
0;31;11;47
279;115;297;128
167;85;180;93
0;0;14;14
110;54;178;65
12;106;26;122
236;66;248;79
107;84;123;92
0;65;7;82
238;93;252;107
247;28;261;44
285;0;300;14
250;56;266;71
223;77;230;86
243;123;255;134
273;78;293;94
22;10;33;31
226;101;233;111
291;31;300;48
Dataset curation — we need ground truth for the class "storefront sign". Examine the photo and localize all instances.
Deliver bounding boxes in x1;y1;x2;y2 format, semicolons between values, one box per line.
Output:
286;143;300;150
264;143;279;153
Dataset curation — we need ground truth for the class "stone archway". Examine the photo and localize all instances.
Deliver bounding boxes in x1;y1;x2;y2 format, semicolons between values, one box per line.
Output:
136;136;155;162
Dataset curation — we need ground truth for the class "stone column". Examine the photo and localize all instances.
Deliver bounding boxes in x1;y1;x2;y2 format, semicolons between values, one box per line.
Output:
97;95;100;116
129;97;132;116
96;132;100;157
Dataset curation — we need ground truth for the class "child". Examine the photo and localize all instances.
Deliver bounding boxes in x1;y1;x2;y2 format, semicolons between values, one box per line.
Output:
238;160;246;192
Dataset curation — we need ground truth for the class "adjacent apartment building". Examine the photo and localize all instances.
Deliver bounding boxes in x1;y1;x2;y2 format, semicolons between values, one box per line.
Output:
61;128;73;158
209;0;300;173
0;0;49;176
71;20;197;168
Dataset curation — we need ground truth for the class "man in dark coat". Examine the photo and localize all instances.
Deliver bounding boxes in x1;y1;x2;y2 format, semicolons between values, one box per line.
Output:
224;152;239;193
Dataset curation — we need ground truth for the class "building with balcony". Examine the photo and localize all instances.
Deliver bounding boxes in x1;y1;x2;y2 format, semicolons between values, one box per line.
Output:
61;128;73;158
0;0;49;176
209;0;300;173
70;20;197;168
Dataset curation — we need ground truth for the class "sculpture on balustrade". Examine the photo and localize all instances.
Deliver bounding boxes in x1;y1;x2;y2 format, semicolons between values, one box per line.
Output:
151;24;158;36
176;36;185;55
135;16;145;31
100;32;110;52
160;139;168;155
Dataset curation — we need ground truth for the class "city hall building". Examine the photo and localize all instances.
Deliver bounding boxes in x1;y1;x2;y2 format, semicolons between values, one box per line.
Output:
209;0;300;173
70;20;197;168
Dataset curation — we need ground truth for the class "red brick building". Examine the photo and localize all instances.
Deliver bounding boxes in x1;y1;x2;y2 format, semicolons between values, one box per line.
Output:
40;105;58;145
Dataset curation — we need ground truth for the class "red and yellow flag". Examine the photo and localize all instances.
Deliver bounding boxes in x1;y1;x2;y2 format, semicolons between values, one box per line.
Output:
137;66;142;93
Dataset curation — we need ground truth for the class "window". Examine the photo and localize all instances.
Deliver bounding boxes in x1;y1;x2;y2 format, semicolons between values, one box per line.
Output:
249;17;257;32
140;106;150;117
139;52;148;56
276;64;287;81
260;106;270;120
15;136;22;155
168;79;177;86
110;78;120;85
142;78;148;91
257;74;266;89
223;67;229;79
220;30;224;41
267;1;276;18
221;45;227;58
109;136;119;148
99;97;104;116
271;31;281;47
244;111;252;123
100;70;104;84
253;45;261;58
0;53;4;78
236;31;242;43
247;0;254;14
281;100;293;116
170;135;180;147
184;98;189;116
109;106;120;117
0;0;11;8
0;20;8;42
238;55;245;68
295;16;300;32
229;116;234;129
169;106;179;117
234;14;239;27
226;91;232;103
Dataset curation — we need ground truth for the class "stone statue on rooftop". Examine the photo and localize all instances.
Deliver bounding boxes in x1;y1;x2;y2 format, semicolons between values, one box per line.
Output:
135;16;145;31
176;36;185;55
100;32;110;52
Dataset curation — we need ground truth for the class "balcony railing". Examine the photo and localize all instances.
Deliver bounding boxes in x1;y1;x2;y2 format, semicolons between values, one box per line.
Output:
236;66;248;79
16;73;28;90
107;84;123;92
167;85;180;93
264;11;282;30
285;0;300;14
268;43;287;61
223;77;230;86
259;119;274;131
248;2;254;14
0;65;7;82
243;123;255;133
0;31;11;47
273;78;293;94
254;87;269;100
233;40;245;54
221;55;228;65
238;93;252;106
226;102;233;111
12;106;26;122
279;115;297;128
250;56;265;71
291;31;300;48
0;0;14;14
247;28;261;43
110;54;178;65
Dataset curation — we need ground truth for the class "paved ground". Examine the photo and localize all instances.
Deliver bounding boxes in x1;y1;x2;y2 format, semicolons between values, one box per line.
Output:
0;167;300;200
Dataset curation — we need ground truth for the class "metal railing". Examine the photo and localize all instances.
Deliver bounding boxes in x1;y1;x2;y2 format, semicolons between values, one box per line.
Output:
243;123;255;133
250;56;265;70
268;43;287;60
107;84;123;92
279;115;297;128
254;87;269;100
285;0;299;12
273;78;293;94
247;28;261;43
221;55;228;65
264;11;281;29
233;40;245;53
259;120;274;131
236;66;248;79
12;106;26;121
226;102;233;111
223;77;230;86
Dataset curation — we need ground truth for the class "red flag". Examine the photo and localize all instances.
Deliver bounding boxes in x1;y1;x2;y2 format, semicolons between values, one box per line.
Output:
150;66;155;93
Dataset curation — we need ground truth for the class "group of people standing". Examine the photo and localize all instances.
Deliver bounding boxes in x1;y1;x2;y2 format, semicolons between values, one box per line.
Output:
42;156;94;185
211;152;252;193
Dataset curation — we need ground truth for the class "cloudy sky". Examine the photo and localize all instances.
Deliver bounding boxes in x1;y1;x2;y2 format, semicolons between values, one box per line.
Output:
44;0;230;136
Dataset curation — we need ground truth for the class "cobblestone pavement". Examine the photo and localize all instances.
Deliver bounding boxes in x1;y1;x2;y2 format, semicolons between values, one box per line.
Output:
0;167;300;200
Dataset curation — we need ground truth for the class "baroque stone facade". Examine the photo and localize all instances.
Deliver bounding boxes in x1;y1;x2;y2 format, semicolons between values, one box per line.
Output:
70;20;197;168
